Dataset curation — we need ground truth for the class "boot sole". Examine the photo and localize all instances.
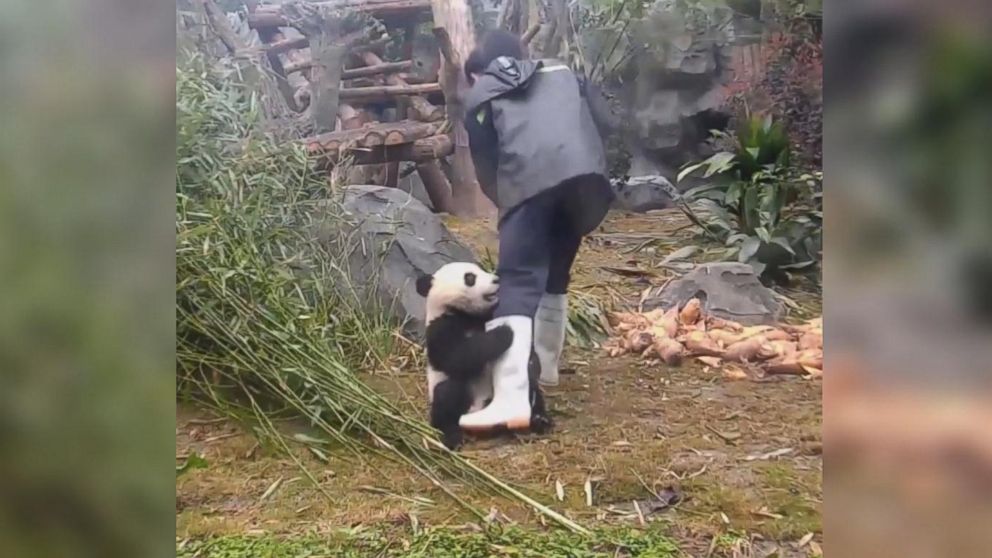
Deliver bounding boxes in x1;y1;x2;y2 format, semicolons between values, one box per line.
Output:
461;416;532;433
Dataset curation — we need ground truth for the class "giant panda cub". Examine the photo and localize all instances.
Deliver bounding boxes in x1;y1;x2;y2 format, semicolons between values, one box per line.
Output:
416;262;551;449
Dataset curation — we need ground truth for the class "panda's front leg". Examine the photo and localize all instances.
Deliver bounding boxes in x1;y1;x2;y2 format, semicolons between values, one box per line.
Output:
430;379;473;449
467;369;494;413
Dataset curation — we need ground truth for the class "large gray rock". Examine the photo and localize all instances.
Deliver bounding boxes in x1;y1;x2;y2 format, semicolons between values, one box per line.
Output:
644;263;783;325
397;167;434;210
336;186;475;338
611;175;677;212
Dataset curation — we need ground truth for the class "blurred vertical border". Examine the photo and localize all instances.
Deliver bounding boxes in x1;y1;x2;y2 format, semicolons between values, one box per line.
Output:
0;1;175;557
826;0;992;556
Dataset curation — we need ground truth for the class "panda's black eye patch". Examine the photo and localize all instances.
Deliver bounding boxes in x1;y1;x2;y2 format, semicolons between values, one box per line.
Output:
464;272;477;287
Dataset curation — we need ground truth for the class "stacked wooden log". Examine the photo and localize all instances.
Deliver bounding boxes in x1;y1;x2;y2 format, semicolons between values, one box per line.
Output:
306;120;451;162
604;299;823;381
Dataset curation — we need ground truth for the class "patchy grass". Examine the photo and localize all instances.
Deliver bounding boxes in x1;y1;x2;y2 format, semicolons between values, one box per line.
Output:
176;526;681;558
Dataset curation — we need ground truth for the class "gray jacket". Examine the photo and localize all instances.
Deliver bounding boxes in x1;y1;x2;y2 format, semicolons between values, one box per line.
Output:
464;57;610;223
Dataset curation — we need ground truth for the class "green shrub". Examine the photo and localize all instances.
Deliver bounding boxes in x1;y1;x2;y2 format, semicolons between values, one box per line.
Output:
676;114;821;277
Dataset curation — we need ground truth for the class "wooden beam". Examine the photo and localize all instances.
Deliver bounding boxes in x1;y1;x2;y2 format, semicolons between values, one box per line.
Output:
310;134;453;165
266;35;392;56
285;59;413;78
338;83;441;102
344;60;413;79
305;119;445;153
417;161;455;213
248;1;431;28
338;103;368;130
267;36;308;54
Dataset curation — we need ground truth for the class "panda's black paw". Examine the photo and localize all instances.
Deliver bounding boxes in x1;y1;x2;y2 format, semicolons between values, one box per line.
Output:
441;428;464;450
489;325;514;351
529;413;554;435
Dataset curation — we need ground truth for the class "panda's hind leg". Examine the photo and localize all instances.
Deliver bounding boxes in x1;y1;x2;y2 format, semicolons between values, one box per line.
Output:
430;380;473;449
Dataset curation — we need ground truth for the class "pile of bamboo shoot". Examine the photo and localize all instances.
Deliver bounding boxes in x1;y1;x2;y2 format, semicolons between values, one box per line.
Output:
603;298;823;380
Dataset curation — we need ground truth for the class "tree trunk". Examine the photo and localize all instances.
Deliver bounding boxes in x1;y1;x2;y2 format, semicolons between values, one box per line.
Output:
310;38;348;133
429;3;496;219
281;3;380;133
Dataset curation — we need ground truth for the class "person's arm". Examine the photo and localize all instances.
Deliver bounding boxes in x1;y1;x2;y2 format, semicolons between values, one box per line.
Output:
465;103;499;204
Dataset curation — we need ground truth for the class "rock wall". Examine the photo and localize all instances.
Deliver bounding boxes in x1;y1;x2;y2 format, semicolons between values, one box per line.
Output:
580;3;755;190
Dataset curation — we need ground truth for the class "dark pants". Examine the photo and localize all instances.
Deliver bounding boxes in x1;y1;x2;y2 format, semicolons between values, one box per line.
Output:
494;177;612;318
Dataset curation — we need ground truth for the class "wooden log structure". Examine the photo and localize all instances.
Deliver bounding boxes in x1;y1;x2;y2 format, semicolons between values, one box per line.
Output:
248;0;431;29
360;52;443;122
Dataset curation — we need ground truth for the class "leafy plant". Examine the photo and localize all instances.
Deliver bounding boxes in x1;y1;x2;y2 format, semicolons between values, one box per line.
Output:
566;290;610;349
676;114;821;277
733;113;791;180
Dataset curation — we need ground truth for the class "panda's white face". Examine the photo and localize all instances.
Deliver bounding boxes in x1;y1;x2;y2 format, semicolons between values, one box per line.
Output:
417;262;499;322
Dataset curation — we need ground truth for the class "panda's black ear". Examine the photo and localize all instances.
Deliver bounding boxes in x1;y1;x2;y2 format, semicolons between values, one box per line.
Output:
415;274;433;297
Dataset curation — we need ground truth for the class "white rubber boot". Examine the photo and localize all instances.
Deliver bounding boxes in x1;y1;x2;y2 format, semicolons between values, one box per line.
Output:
459;315;533;432
535;294;567;387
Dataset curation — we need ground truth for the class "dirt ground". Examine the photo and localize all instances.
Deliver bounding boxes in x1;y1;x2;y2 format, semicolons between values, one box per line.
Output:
176;209;822;556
